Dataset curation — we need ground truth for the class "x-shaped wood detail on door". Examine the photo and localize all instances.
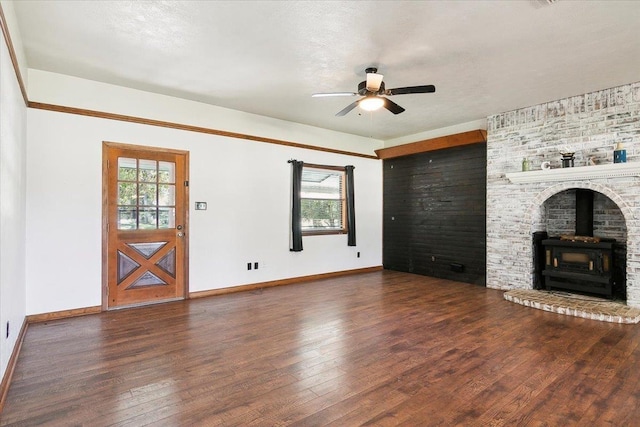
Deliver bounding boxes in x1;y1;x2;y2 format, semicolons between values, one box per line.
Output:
117;241;176;290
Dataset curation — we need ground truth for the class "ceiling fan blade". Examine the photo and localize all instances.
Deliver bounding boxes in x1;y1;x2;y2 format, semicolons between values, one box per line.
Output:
312;92;356;97
386;85;436;95
383;98;405;115
336;99;361;116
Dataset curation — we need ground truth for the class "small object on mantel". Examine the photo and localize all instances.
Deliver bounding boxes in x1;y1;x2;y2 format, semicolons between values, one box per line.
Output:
559;235;601;243
614;142;627;163
560;152;575;168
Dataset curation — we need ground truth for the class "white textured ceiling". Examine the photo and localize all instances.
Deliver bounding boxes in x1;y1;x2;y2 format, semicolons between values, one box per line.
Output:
11;0;640;141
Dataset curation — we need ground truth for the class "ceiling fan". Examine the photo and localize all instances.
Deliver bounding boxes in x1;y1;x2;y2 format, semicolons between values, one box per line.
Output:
312;67;436;116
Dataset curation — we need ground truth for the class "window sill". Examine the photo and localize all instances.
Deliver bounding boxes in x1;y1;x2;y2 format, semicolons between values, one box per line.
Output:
302;230;348;236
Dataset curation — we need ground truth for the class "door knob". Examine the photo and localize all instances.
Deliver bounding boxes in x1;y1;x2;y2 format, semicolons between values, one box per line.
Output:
177;232;184;237
177;225;183;230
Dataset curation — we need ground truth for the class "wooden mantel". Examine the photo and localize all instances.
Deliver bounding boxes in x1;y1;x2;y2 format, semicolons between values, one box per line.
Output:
375;129;487;160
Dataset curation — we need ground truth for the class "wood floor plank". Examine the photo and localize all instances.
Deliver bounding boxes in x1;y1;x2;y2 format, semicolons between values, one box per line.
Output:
2;270;640;426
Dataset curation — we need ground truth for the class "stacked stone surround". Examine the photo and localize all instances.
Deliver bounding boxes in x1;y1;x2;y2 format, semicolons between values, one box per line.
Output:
487;82;640;308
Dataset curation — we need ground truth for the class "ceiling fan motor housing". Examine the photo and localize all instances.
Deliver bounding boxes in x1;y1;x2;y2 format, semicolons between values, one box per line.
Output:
358;80;385;95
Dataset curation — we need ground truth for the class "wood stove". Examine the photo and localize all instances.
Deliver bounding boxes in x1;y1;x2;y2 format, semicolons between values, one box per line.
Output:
541;237;615;298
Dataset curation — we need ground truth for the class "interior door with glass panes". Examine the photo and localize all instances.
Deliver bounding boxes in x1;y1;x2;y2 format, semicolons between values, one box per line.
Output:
104;143;188;309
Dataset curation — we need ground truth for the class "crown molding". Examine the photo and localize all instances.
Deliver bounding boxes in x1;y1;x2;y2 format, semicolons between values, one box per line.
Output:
375;129;487;159
29;102;379;159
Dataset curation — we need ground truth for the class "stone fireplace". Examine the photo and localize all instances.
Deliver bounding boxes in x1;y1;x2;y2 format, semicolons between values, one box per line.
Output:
486;81;640;308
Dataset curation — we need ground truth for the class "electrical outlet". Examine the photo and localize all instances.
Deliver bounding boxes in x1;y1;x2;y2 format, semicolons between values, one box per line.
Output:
357;252;360;258
247;262;252;271
254;262;259;270
5;321;9;339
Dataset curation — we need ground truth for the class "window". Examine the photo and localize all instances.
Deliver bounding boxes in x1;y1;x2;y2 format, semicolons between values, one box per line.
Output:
300;164;346;235
117;157;176;230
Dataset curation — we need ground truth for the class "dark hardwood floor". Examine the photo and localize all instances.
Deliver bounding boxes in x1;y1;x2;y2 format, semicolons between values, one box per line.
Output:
2;270;640;426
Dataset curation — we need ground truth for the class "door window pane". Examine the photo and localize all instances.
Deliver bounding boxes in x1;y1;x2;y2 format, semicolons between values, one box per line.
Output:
139;159;157;182
139;184;157;206
127;271;167;288
128;242;167;259
118;207;137;230
158;185;175;206
118;182;137;205
138;208;157;229
118;158;137;181
117;251;140;283
157;248;176;277
158;161;175;183
158;207;175;229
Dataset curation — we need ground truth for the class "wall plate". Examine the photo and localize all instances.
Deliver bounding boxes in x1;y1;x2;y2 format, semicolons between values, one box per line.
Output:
195;202;207;210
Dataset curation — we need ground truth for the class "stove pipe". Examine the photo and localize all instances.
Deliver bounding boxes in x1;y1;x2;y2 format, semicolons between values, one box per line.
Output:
575;189;594;237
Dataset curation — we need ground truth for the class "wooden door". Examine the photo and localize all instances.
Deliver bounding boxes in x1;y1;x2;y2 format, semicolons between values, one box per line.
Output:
103;142;189;309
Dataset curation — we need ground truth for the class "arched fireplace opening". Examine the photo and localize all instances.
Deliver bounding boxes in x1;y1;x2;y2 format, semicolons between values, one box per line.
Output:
533;188;627;300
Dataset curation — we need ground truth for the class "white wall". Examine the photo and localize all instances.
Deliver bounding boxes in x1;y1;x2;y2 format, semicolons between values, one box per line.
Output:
26;108;382;315
0;13;27;378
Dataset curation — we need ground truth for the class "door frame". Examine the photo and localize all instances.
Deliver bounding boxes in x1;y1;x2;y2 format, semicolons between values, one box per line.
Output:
102;141;190;310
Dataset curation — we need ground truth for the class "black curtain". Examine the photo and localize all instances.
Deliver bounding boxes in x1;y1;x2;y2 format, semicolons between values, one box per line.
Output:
345;165;356;246
289;160;304;252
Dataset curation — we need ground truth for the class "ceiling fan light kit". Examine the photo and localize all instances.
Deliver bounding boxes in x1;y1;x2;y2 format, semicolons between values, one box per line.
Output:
312;67;436;117
365;69;384;92
359;96;385;111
